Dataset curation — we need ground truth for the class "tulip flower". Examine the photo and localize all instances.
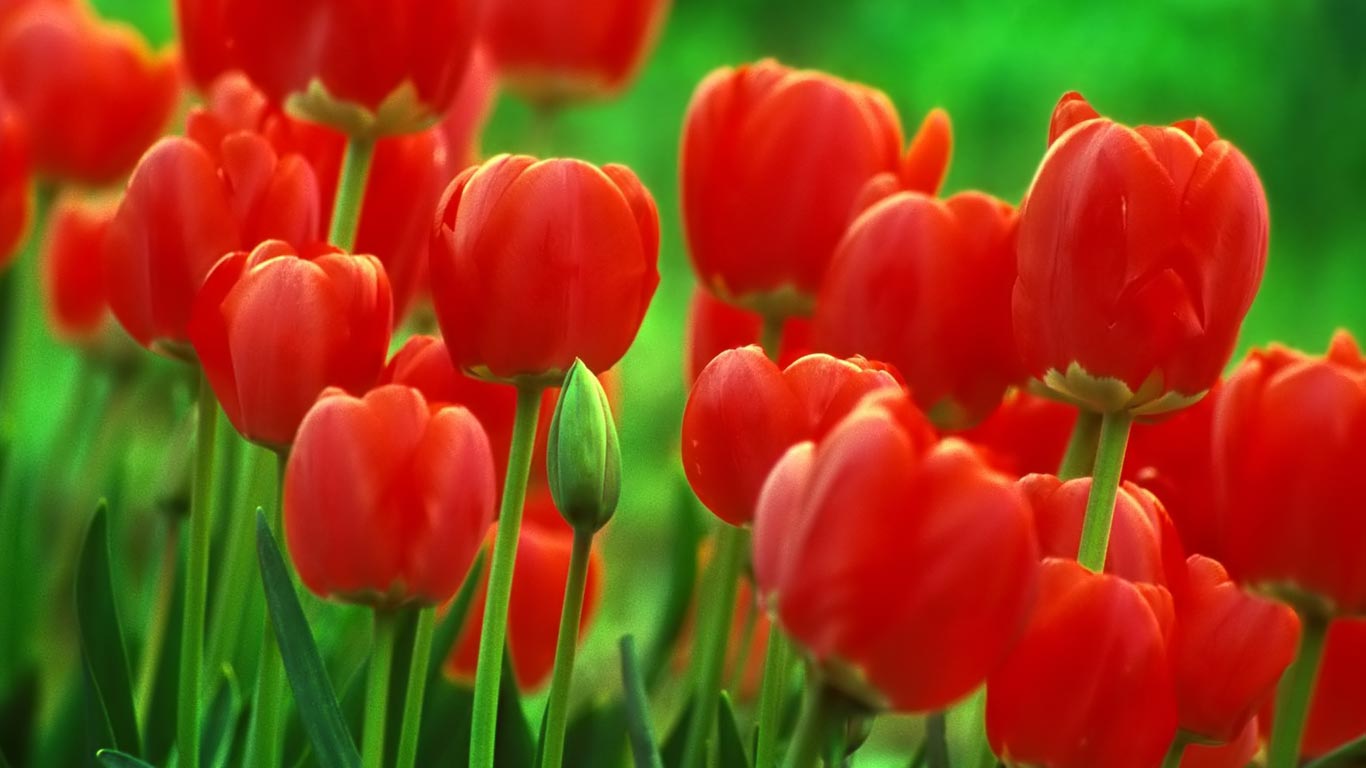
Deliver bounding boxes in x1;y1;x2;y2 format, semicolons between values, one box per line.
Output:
684;287;810;384
437;46;498;171
815;189;1022;429
430;154;660;382
1125;383;1222;558
986;558;1177;768
188;240;393;450
681;59;949;317
0;3;179;184
483;0;668;107
1179;719;1260;768
41;192;116;342
1014;92;1267;416
957;390;1076;478
682;347;902;526
0;97;29;270
754;388;1038;713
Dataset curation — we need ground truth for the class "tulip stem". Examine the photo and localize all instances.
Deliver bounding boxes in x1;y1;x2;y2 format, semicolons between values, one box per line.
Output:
395;606;436;768
759;315;784;361
178;373;219;768
469;385;544;768
362;610;399;768
1268;613;1329;768
753;624;792;767
924;711;950;768
540;528;595;768
1057;409;1102;479
243;450;290;767
328;134;376;252
1075;411;1133;572
681;522;748;768
782;677;838;768
1160;733;1188;768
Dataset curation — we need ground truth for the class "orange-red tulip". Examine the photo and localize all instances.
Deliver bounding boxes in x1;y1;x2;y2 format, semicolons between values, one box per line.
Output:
754;389;1037;711
681;60;949;315
1014;92;1267;415
0;3;179;184
815;189;1021;429
285;384;495;608
956;390;1076;478
484;0;668;106
1125;383;1222;558
683;287;810;385
189;240;392;450
0;95;28;269
1181;718;1260;768
41;192;116;342
429;155;659;382
987;558;1177;768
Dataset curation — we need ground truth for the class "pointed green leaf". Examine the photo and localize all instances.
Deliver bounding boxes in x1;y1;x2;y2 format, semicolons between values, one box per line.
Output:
76;502;140;756
255;511;360;768
94;749;155;768
425;552;485;689
495;648;536;768
620;636;663;768
1307;732;1366;767
716;693;747;768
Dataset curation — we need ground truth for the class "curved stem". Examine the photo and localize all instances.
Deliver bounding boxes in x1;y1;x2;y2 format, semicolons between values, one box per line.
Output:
782;678;835;768
753;624;791;768
328;135;377;252
177;374;219;768
925;711;949;768
539;528;594;768
1160;733;1189;768
135;518;180;726
469;385;544;768
362;611;399;768
395;607;436;768
680;523;748;768
759;315;784;362
1075;411;1133;572
243;451;289;766
1268;613;1330;768
1057;409;1102;480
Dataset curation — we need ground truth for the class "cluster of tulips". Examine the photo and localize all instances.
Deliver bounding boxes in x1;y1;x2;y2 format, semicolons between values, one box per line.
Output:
1;1;1363;768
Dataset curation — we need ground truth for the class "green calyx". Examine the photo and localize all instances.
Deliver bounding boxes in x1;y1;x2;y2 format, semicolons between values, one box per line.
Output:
547;359;621;533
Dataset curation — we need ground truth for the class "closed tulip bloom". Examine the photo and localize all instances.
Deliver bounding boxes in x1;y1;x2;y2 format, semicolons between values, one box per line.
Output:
1020;474;1186;587
173;0;230;90
1125;383;1222;557
223;0;484;135
42;192;116;342
0;0;69;31
285;385;495;608
957;390;1076;478
189;240;392;450
0;97;28;270
754;390;1037;711
0;4;179;184
1170;555;1299;744
684;287;810;385
484;0;668;106
1014;92;1268;415
1214;332;1366;616
816;190;1021;429
682;60;949;315
430;155;660;382
987;558;1177;768
437;46;497;171
682;347;902;526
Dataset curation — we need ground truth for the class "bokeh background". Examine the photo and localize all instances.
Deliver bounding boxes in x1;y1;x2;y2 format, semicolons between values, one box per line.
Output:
6;0;1366;765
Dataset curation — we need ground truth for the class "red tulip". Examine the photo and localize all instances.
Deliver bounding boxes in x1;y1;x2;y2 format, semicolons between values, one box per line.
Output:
173;0;229;90
1180;718;1260;768
682;347;902;526
1170;555;1299;744
681;59;949;314
0;95;29;270
0;3;179;184
41;192;116;342
221;0;484;135
429;154;659;381
1013;92;1267;415
1125;382;1222;558
815;189;1021;429
684;287;810;385
285;385;495;608
436;46;497;172
987;558;1177;768
754;389;1037;711
484;0;668;106
189;240;392;450
446;506;603;690
104;132;319;358
956;390;1076;478
1020;474;1186;587
0;0;69;31
1213;332;1366;616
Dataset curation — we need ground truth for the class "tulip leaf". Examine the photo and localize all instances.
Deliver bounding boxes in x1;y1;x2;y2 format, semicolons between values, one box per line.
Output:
94;750;155;768
76;502;141;756
255;511;361;768
425;551;485;689
716;693;748;768
203;666;247;768
661;694;694;768
1306;733;1366;767
644;484;707;687
0;744;11;768
621;636;664;768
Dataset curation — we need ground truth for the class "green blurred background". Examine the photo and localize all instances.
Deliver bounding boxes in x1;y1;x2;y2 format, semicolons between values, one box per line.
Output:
8;0;1366;765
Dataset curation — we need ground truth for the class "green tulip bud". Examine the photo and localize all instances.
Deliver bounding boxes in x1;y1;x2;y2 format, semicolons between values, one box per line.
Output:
547;359;621;533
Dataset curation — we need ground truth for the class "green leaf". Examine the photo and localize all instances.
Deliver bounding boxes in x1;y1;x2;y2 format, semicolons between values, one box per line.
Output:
494;649;536;768
76;502;140;756
255;511;360;768
660;694;693;768
94;749;155;768
716;693;748;768
425;551;485;690
620;636;663;768
644;484;707;687
1307;732;1366;767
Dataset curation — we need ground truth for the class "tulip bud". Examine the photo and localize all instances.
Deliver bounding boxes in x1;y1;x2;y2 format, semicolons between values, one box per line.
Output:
547;360;621;533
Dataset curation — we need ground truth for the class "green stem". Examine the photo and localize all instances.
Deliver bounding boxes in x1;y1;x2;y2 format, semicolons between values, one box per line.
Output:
135;519;180;726
1057;409;1102;480
539;528;594;768
1160;733;1188;768
469;385;544;768
395;607;436;768
243;451;289;767
680;523;748;768
925;712;949;768
1075;411;1133;572
1268;613;1330;768
782;678;836;768
824;710;848;767
328;135;377;252
363;611;399;768
759;315;784;362
753;624;791;768
177;374;219;768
